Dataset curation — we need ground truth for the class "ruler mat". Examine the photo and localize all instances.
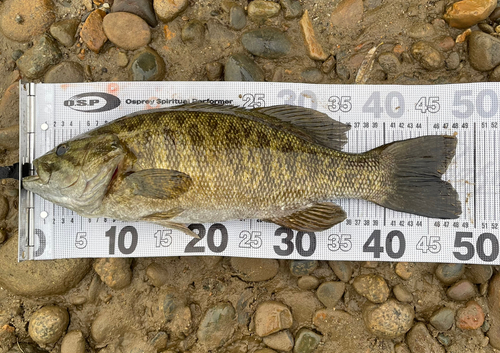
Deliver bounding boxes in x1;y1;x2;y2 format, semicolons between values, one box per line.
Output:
17;81;500;263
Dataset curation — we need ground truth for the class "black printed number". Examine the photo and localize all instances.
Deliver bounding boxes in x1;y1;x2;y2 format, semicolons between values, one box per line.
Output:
105;226;138;255
184;223;228;253
273;227;316;257
453;232;499;262
363;230;406;259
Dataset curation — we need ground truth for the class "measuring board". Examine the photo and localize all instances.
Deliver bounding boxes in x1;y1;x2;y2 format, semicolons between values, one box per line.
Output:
18;81;500;263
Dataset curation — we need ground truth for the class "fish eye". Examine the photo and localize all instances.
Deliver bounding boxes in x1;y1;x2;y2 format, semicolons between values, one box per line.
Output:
56;144;68;156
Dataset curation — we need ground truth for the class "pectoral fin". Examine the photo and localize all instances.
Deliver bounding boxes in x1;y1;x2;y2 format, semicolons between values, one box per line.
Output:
143;210;200;238
124;169;192;200
265;202;347;232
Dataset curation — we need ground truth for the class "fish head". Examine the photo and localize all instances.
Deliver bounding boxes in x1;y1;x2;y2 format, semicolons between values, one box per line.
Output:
23;133;126;215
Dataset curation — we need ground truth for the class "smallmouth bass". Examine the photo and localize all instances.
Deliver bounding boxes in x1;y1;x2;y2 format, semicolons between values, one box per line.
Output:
23;103;461;237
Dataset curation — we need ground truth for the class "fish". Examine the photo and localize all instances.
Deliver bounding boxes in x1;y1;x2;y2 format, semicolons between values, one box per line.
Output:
22;103;462;237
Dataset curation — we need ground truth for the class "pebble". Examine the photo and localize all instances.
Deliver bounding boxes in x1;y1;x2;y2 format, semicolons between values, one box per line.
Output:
60;330;86;353
316;281;345;308
224;53;264;81
116;51;129;67
297;275;320;290
491;6;500;21
0;0;55;42
411;41;445;71
241;28;291;59
446;279;477;301
479;22;495;34
29;306;69;345
93;258;132;290
80;9;108;53
157;290;191;337
488;273;500;314
456;300;485;330
50;19;80;47
378;52;402;75
293;328;322;353
181;20;205;43
490;64;500;81
352;274;390;303
11;49;24;61
280;0;303;19
44;62;84;83
146;262;169;287
429;307;455;331
393;284;413;303
230;257;279;281
443;0;496;29
288;260;317;276
468;31;500;71
407;22;436;39
446;52;460;70
328;261;352;282
395;343;411;353
0;235;91;296
330;0;363;29
229;5;246;30
435;263;464;285
153;0;188;22
103;12;151;50
299;10;328;61
90;309;126;344
206;62;223;81
254;301;293;337
321;55;336;74
129;47;166;81
395;262;413;280
466;265;493;284
16;35;62;79
437;36;455;51
247;0;280;21
362;299;414;338
197;303;236;349
437;333;451;346
406;322;445;353
0;196;8;220
301;68;323;83
112;0;158;27
263;330;294;351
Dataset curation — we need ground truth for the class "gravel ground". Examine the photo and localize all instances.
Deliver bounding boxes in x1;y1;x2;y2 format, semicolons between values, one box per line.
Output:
1;0;500;352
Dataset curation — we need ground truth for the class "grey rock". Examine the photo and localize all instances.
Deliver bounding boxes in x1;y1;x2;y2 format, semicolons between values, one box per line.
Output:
231;257;279;281
364;0;383;9
263;330;294;351
429;307;455;331
411;41;444;71
393;284;413;303
93;258;132;290
466;265;493;284
378;52;401;74
44;62;84;83
17;35;62;79
112;0;158;26
241;28;291;59
29;306;69;345
236;288;254;326
445;52;460;70
289;260;318;276
230;5;247;30
446;279;477;301
197;303;236;349
435;263;464;285
61;330;86;353
181;19;205;43
280;0;303;19
11;49;23;61
479;23;495;34
255;301;293;337
293;328;322;353
206;62;223;81
362;299;414;338
406;322;445;353
247;0;280;20
225;54;264;81
316;281;345;308
50;19;80;47
468;31;500;71
328;261;352;282
297;275;320;290
436;333;451;346
352;274;390;303
157;289;191;337
129;47;166;81
301;68;323;83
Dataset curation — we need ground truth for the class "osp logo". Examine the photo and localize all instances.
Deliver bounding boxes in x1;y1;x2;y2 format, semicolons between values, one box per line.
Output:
64;92;121;113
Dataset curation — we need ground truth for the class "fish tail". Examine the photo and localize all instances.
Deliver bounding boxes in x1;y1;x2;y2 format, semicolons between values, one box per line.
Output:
371;135;461;218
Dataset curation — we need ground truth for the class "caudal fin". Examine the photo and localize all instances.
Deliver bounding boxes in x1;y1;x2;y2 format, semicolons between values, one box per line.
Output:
372;135;461;219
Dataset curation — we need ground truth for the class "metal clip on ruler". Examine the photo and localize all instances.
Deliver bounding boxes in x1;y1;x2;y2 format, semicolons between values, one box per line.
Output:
18;81;500;264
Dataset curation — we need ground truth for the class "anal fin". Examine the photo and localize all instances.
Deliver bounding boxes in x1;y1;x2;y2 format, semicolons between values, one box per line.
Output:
265;202;347;232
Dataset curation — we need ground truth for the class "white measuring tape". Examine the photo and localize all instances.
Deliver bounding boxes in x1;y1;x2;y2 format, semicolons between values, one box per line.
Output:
17;81;499;263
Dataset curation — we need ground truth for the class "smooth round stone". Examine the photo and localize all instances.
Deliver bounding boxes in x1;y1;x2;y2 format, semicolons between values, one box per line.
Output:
112;0;158;27
352;274;390;303
316;281;345;308
0;235;91;296
116;51;129;67
301;68;323;83
437;36;456;51
468;31;500;71
429;307;455;331
407;322;445;353
488;273;500;315
60;330;86;353
444;0;496;28
294;328;322;353
154;0;188;22
247;0;280;20
16;35;62;79
231;257;279;282
456;300;485;330
91;310;126;345
29;306;69;345
0;0;55;42
466;265;493;284
289;260;318;276
378;52;402;74
44;62;84;83
50;19;80;47
297;276;320;290
197;303;236;350
491;6;500;21
411;41;445;71
328;261;353;282
93;258;132;290
446;52;460;70
362;299;414;339
280;0;303;19
437;333;451;346
407;22;435;39
230;5;246;30
225;53;264;81
206;62;223;81
0;195;8;219
263;330;294;351
181;20;205;43
393;284;413;303
146;262;169;287
129;47;166;81
103;12;151;50
435;263;464;285
446;279;477;301
241;28;291;59
254;301;293;337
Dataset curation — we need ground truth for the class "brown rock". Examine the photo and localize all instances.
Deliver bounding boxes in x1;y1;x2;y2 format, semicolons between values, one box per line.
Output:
93;258;132;290
0;0;55;42
28;306;69;345
0;81;19;129
362;299;414;338
254;301;293;337
50;18;80;47
437;36;455;51
456;301;485;330
299;10;328;61
352;274;390;303
247;0;281;20
395;262;413;280
444;0;497;29
330;0;363;29
103;12;151;50
231;257;279;282
80;9;108;53
61;330;86;353
44;61;84;83
154;0;188;22
446;279;477;301
407;322;445;353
